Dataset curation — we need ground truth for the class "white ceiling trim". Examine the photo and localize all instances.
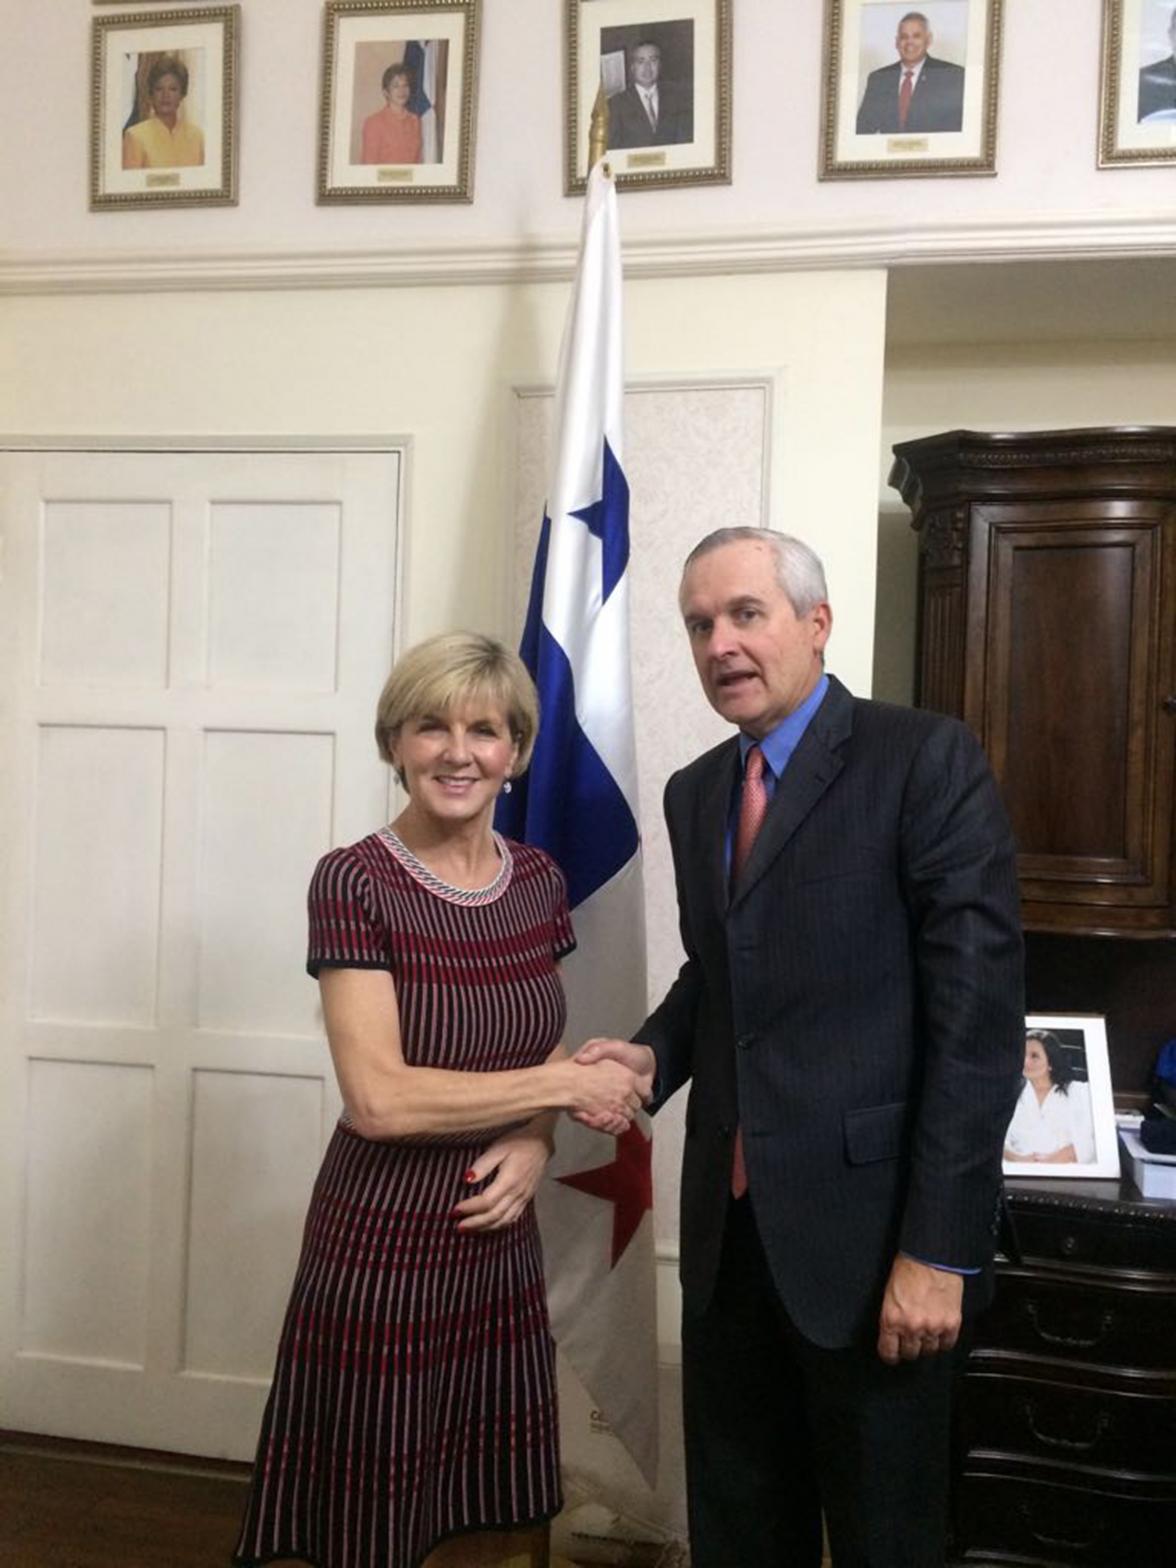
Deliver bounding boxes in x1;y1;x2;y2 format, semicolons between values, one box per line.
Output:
4;212;1176;295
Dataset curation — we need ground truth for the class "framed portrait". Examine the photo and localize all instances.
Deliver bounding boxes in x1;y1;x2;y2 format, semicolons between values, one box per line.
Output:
1002;1015;1121;1181
820;0;1002;179
1099;0;1176;165
90;6;239;210
318;0;480;203
565;0;732;194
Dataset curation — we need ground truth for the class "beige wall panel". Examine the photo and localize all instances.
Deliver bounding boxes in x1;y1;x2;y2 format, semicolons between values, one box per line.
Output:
209;501;341;692
197;731;334;1036
183;1067;324;1378
22;1058;152;1366
0;272;887;665
31;726;165;1027
40;501;171;688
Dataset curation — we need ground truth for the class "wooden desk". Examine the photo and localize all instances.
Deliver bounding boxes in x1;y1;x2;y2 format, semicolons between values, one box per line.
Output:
951;1178;1176;1565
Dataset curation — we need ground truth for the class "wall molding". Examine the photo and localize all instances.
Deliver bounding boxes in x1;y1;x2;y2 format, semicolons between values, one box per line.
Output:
5;211;1176;296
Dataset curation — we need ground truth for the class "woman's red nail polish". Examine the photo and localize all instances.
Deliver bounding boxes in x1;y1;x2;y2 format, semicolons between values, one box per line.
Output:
464;1170;476;1183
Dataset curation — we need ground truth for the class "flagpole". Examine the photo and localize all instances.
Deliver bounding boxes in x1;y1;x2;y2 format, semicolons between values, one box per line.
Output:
589;86;610;175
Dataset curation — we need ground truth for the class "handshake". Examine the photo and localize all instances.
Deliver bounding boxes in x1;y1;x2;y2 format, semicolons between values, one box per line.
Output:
566;1038;656;1136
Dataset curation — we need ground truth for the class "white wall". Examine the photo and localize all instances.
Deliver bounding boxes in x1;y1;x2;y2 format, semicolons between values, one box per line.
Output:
3;0;1175;276
0;265;886;1518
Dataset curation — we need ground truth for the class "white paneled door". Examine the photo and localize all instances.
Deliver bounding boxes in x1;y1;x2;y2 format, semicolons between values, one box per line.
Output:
0;449;401;1459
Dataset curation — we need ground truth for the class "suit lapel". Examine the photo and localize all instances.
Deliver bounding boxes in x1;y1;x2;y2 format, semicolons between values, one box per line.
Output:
729;677;854;911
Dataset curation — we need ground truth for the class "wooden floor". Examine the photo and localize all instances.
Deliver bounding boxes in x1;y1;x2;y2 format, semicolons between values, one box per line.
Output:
0;1438;582;1568
0;1439;253;1567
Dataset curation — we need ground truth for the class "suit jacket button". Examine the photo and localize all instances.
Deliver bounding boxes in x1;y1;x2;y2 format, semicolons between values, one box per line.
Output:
736;1033;755;1050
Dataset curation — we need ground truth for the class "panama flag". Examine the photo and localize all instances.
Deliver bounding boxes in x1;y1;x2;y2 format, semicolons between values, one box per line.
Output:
404;41;439;163
496;159;657;1486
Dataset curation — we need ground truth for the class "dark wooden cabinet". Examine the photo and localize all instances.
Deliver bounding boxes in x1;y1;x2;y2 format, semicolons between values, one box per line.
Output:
952;1181;1176;1566
892;428;1176;1564
890;427;1176;939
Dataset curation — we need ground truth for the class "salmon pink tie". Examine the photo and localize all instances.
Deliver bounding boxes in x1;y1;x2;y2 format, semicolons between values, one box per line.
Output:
898;69;915;129
730;743;767;1197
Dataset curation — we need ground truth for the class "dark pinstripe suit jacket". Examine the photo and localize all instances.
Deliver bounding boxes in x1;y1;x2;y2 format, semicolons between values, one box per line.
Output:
636;676;1024;1348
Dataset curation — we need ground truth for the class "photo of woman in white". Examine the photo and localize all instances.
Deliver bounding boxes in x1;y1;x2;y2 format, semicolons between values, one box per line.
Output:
1003;1029;1096;1165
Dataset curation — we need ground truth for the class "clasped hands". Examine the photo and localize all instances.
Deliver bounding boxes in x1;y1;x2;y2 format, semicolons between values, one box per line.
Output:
452;1038;653;1235
568;1037;656;1136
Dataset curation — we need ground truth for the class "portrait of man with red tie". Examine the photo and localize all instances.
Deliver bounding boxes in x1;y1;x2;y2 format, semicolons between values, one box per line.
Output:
855;6;966;134
576;527;1024;1567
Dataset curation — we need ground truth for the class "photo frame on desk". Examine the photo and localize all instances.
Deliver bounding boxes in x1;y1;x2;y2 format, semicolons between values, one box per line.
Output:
565;0;731;194
1002;1015;1120;1181
90;5;239;210
820;0;1001;180
318;0;480;203
1099;0;1176;166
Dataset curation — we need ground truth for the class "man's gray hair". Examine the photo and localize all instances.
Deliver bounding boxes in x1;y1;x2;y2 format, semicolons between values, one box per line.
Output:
681;527;829;616
899;11;931;27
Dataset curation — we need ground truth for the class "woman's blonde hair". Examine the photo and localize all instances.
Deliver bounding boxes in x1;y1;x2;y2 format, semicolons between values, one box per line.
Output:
374;632;539;776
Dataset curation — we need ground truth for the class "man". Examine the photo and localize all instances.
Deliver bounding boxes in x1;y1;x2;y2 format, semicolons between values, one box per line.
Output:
577;528;1024;1567
855;10;964;135
607;40;693;150
1139;6;1176;120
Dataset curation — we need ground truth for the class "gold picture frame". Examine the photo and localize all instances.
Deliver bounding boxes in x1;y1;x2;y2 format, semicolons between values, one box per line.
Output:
1099;0;1176;166
318;0;480;203
90;6;239;209
564;0;732;195
820;0;1001;180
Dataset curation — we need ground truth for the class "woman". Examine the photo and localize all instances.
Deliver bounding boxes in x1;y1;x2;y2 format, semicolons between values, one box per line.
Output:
361;62;423;164
122;56;204;169
1003;1029;1095;1164
233;633;645;1568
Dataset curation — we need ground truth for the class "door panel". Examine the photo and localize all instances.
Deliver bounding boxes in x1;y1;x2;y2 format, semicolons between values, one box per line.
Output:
0;448;400;1458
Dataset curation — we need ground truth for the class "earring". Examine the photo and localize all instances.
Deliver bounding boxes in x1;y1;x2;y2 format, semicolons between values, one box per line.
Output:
502;779;513;794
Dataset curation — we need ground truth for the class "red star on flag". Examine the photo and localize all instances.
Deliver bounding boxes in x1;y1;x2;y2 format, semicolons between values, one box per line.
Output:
556;1120;653;1267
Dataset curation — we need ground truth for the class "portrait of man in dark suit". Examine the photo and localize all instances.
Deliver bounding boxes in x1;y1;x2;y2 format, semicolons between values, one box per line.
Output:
856;8;965;134
576;528;1024;1568
1139;4;1176;120
605;35;693;150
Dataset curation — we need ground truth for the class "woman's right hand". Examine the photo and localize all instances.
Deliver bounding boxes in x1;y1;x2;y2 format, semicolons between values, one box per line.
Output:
565;1057;642;1133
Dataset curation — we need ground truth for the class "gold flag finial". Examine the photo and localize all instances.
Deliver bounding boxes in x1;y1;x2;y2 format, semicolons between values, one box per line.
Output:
588;85;610;175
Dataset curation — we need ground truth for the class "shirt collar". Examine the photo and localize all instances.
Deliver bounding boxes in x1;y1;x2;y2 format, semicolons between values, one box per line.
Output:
738;672;829;778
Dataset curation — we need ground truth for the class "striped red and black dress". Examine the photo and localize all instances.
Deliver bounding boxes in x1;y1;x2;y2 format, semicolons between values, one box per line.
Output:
233;828;574;1568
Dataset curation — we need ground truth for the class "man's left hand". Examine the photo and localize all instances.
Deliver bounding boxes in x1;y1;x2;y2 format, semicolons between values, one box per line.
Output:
877;1254;963;1365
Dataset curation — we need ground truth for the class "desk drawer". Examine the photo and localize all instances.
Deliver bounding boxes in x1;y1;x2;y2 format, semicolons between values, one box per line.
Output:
960;1371;1176;1477
1007;1207;1176;1274
955;1472;1176;1566
978;1273;1176;1370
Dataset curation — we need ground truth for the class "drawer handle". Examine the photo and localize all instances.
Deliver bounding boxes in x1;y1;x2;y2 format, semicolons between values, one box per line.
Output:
1024;1301;1114;1349
1019;1502;1102;1553
1021;1398;1110;1453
